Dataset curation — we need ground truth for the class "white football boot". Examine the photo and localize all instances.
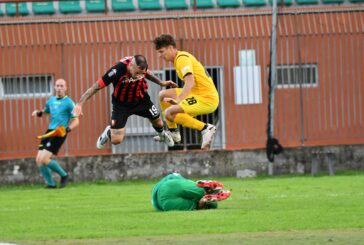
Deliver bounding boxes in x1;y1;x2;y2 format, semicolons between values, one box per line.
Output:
96;125;111;149
157;131;175;147
154;130;181;144
201;124;217;150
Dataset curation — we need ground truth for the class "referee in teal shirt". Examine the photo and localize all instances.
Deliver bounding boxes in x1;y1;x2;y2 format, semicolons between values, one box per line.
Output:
32;78;79;188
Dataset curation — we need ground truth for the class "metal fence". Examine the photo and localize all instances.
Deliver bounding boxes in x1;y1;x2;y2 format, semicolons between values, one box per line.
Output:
0;7;363;159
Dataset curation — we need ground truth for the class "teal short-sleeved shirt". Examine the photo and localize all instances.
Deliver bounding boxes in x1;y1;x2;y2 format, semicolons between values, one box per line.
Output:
44;96;76;130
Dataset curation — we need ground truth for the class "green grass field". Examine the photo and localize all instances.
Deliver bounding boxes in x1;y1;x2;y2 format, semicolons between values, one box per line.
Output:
1;173;364;244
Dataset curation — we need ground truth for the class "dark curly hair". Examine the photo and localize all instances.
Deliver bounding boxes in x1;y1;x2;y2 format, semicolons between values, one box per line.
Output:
153;34;176;50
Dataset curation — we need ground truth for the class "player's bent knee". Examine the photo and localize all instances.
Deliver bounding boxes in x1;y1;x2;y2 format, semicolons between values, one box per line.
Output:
36;153;52;164
37;158;49;165
35;159;43;166
111;137;123;145
159;90;167;101
165;110;175;122
166;114;174;122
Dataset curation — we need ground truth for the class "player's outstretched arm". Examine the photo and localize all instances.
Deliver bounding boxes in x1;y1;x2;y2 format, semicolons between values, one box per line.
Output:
73;82;102;116
160;80;178;88
145;70;178;88
163;74;195;105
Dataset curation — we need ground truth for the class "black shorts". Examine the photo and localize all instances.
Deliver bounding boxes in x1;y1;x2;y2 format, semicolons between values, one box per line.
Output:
111;94;160;129
38;129;67;155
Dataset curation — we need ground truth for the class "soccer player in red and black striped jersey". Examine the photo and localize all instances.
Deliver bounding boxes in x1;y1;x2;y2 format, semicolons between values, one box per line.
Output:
72;55;178;148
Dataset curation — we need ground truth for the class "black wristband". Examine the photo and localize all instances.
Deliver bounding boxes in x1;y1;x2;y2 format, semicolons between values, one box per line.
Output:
36;111;43;117
66;127;71;133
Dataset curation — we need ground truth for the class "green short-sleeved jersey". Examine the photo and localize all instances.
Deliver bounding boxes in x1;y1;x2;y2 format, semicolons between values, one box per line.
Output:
151;173;185;211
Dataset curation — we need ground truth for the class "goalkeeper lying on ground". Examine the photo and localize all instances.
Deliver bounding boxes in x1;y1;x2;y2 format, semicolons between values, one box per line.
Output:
151;173;231;211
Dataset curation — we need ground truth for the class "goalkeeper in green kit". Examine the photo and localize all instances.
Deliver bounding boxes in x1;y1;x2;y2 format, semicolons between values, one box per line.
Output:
151;173;231;211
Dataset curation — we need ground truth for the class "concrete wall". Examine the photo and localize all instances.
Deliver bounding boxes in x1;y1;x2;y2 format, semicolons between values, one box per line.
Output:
1;145;364;185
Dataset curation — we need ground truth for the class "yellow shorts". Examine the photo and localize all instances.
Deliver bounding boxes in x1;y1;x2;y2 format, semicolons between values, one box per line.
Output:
176;88;219;117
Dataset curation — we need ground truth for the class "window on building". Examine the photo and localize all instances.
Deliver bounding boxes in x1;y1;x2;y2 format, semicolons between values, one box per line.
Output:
276;64;318;88
0;75;53;99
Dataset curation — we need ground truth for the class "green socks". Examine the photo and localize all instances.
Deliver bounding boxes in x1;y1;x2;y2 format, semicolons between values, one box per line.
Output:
38;160;67;187
47;160;68;178
38;165;56;187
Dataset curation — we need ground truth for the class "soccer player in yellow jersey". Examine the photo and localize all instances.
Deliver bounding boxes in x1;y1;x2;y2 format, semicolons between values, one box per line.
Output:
153;34;219;149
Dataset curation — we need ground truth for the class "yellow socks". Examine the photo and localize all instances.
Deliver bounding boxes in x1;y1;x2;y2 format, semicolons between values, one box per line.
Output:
160;101;177;129
174;113;205;131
